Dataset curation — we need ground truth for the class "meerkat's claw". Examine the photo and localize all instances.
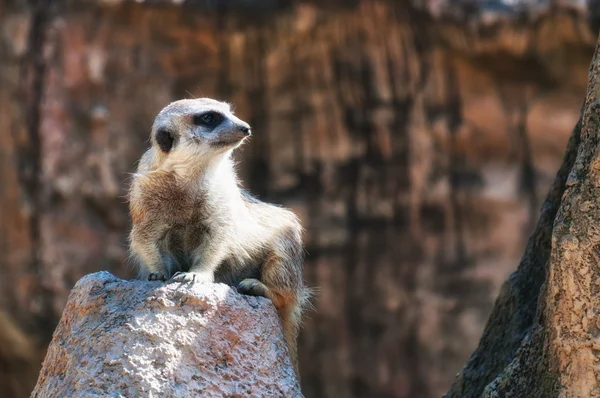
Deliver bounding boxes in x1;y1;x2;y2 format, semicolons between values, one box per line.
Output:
237;278;269;298
169;272;194;283
148;272;167;282
169;271;212;284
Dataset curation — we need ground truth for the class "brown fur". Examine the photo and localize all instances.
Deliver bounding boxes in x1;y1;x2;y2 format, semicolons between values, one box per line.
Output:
127;98;309;378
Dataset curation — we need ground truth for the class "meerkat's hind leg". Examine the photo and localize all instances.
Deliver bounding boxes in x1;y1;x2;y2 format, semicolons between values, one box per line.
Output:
237;278;270;298
237;278;302;309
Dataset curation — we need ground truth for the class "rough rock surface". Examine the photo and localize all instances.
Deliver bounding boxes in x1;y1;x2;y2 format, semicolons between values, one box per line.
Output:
30;271;301;398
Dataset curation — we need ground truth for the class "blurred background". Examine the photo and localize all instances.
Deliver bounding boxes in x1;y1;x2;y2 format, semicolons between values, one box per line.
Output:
0;0;598;397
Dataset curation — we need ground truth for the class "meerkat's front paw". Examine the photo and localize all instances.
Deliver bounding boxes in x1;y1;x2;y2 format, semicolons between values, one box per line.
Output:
169;271;213;284
148;272;167;282
237;278;269;298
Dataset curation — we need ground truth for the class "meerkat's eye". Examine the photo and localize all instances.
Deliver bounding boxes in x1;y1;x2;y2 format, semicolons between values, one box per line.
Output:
193;112;222;127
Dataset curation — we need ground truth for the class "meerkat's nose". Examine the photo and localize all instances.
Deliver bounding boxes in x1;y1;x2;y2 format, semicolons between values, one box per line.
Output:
239;125;251;136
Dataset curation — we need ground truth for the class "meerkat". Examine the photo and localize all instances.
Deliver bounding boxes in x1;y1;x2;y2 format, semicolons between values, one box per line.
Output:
127;98;309;377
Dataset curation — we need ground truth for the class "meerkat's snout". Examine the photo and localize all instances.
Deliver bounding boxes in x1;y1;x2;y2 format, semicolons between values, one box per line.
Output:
239;125;251;136
228;123;251;140
210;122;251;148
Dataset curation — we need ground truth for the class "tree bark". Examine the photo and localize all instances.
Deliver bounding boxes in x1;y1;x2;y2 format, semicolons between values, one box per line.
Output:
446;35;600;397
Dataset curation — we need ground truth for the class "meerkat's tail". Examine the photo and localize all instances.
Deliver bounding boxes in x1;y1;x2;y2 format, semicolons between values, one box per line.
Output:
280;305;302;380
279;285;313;381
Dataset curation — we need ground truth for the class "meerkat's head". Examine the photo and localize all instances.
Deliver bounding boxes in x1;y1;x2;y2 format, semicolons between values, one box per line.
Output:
150;98;251;163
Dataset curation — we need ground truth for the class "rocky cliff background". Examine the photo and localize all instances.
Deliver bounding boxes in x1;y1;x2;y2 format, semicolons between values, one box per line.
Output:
0;1;596;397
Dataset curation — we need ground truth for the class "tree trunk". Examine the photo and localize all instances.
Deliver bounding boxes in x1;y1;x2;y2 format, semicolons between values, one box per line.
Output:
446;34;600;397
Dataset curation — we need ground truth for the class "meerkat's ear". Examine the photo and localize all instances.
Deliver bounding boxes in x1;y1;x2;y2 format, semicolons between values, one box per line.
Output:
155;128;176;153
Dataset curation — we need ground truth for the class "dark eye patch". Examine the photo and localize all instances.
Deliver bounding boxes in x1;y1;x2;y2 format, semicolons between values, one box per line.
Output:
156;128;176;153
193;112;223;128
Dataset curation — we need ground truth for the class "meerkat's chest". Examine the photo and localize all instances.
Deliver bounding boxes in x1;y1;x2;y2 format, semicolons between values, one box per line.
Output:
161;214;262;282
166;212;211;245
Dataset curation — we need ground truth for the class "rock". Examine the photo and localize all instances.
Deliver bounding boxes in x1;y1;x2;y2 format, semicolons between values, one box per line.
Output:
30;271;302;398
445;34;600;397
